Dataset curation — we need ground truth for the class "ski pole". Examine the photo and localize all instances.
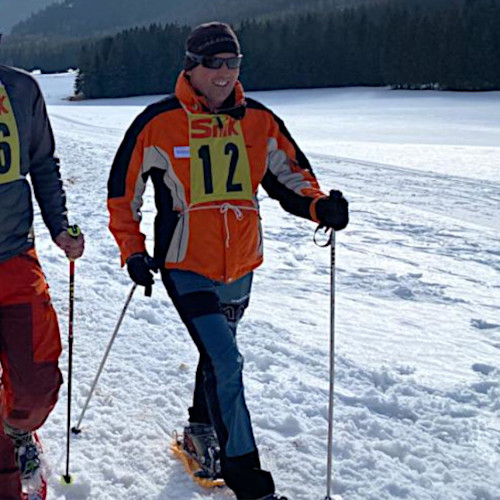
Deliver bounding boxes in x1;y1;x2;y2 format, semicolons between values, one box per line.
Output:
314;225;340;500
72;284;137;434
325;229;337;500
62;224;81;485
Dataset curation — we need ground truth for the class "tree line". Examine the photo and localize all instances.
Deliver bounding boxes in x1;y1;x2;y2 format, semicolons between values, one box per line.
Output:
0;0;380;74
75;24;191;98
1;0;498;96
75;0;500;98
0;35;84;73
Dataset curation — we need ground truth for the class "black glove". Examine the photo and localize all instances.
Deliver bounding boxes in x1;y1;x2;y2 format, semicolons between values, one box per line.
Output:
316;190;349;231
126;252;158;290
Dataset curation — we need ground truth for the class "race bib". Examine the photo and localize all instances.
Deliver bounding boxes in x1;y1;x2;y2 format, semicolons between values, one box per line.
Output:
0;83;21;185
189;113;252;205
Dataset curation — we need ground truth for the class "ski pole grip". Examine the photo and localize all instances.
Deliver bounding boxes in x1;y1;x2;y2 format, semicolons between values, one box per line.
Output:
143;256;158;297
68;224;81;239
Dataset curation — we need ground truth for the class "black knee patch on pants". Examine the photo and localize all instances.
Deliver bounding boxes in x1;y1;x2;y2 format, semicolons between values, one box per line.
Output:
162;270;221;320
179;291;220;319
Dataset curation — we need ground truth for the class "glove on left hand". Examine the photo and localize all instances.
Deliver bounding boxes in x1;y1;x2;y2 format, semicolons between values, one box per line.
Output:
316;190;349;231
126;252;158;287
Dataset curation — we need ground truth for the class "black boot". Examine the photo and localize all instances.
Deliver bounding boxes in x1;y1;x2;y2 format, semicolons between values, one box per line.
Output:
221;450;276;499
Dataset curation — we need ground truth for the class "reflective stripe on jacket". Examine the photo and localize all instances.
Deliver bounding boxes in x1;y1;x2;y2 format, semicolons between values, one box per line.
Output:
108;72;325;283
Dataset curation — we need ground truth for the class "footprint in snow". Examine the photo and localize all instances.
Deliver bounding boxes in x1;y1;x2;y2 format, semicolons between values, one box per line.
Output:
471;318;500;330
472;363;496;376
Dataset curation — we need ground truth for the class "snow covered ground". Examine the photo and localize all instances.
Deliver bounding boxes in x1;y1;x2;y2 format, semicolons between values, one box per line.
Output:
31;72;500;500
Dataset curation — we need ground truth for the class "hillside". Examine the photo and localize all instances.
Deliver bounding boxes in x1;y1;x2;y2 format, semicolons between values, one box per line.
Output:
11;0;385;37
0;0;61;34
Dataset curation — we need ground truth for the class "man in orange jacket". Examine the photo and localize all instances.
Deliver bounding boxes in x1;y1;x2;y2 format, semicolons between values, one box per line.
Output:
108;22;348;500
0;61;84;499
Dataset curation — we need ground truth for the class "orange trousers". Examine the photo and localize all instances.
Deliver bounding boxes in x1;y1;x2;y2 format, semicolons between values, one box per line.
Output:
0;248;62;499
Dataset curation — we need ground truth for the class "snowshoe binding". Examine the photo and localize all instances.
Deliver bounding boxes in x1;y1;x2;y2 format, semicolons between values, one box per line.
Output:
171;423;224;488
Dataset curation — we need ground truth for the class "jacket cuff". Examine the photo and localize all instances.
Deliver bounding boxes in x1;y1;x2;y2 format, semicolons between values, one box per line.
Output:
122;243;147;267
309;196;326;223
49;217;69;241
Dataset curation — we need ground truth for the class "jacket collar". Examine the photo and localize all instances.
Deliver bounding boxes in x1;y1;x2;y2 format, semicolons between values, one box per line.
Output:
175;71;246;119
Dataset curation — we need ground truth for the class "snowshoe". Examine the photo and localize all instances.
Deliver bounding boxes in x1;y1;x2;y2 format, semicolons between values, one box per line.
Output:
183;423;221;478
171;425;225;488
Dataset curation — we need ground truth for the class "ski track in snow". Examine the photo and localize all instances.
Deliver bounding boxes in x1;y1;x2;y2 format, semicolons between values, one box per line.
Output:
29;75;500;500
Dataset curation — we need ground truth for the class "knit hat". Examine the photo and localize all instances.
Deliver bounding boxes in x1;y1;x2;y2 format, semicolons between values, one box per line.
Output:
184;22;240;70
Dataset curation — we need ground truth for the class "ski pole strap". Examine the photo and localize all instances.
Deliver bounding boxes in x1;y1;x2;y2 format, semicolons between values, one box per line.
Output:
314;224;332;247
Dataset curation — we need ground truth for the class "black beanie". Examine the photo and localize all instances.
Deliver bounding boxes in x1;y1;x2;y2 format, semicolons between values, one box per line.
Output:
184;22;240;70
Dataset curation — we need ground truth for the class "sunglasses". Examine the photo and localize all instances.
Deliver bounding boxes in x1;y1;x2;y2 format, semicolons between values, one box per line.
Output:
186;51;243;70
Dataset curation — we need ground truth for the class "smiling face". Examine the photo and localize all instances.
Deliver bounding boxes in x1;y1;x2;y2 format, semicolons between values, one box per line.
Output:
187;52;240;111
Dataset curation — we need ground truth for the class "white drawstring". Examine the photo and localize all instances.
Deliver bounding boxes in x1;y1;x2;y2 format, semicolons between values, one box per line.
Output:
220;203;243;247
183;202;258;248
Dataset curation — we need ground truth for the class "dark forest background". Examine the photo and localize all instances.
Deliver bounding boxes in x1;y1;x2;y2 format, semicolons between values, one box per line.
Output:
4;0;386;36
1;0;498;98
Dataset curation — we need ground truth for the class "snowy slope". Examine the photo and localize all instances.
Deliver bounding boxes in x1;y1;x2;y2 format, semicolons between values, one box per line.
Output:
31;73;500;500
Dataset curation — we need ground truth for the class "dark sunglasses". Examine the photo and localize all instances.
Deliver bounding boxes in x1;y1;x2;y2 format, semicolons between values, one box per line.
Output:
186;51;243;70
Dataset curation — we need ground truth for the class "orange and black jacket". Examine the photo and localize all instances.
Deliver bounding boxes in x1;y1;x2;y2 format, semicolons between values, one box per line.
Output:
108;72;325;283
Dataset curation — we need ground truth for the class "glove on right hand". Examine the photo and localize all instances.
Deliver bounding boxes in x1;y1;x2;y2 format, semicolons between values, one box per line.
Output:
316;190;349;231
126;252;157;287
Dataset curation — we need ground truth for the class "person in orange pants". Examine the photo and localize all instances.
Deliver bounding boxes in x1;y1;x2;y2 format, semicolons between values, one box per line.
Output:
0;59;84;498
0;249;63;497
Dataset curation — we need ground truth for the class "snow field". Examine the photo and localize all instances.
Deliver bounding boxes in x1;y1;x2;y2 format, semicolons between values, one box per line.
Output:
30;73;500;500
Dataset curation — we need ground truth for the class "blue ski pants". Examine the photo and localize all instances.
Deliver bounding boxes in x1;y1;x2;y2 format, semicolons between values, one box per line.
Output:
162;269;275;499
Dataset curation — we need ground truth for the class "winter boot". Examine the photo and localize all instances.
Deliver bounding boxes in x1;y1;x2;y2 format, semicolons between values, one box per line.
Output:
3;422;47;500
183;423;221;479
3;423;42;481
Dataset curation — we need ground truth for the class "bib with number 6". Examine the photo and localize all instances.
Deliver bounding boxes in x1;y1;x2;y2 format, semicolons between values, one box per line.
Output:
0;83;21;185
189;113;253;205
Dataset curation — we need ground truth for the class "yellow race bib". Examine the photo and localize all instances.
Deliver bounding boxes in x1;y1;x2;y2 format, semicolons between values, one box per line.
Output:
189;114;252;205
0;83;21;185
